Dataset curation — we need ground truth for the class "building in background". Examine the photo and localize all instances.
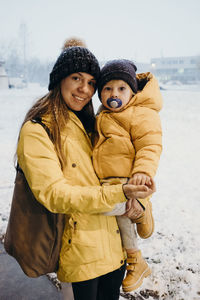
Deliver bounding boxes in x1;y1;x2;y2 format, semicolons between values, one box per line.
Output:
150;56;200;84
135;62;151;73
0;61;9;89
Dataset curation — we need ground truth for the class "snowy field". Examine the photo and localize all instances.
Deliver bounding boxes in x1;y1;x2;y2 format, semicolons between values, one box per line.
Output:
0;83;200;300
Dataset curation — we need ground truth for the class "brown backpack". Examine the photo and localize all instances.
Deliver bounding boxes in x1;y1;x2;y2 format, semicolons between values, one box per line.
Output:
4;119;66;277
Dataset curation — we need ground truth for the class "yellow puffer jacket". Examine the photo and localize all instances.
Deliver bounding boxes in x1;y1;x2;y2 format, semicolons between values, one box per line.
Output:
93;72;163;180
17;110;126;282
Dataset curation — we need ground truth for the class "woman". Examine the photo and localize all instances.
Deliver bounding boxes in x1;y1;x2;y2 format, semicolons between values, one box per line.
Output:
16;40;155;300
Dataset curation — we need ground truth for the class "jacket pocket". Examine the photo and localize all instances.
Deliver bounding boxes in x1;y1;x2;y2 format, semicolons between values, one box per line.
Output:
60;218;103;265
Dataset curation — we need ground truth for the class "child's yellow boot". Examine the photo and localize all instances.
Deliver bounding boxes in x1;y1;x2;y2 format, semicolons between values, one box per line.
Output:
122;250;151;292
134;200;154;239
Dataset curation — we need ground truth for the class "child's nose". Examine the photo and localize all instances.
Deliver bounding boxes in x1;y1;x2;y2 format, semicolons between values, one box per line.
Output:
111;89;118;98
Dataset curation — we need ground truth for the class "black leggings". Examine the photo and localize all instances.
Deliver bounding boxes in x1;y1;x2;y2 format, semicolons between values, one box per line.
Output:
72;263;126;300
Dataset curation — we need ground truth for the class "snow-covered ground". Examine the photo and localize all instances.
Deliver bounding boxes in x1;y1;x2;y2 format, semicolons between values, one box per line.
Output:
0;83;200;300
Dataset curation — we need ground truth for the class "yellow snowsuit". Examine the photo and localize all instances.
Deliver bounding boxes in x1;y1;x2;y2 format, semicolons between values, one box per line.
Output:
93;72;163;209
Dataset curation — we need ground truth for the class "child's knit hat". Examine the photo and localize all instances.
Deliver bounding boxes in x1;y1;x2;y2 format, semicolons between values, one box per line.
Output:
98;59;138;99
48;46;100;90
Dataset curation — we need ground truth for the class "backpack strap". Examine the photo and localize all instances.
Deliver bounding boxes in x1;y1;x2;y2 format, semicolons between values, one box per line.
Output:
31;117;53;141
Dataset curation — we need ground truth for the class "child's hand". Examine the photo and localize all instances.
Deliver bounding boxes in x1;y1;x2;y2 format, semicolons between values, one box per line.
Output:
131;173;151;186
125;198;133;212
145;177;156;193
123;198;144;219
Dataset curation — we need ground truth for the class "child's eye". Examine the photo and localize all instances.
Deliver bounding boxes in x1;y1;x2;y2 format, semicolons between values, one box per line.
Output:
120;87;125;91
104;87;111;91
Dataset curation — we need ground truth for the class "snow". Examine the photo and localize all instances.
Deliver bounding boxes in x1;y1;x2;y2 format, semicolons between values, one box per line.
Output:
1;83;200;299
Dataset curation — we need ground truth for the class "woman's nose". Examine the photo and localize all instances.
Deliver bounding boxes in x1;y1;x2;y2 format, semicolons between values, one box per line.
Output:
79;82;89;93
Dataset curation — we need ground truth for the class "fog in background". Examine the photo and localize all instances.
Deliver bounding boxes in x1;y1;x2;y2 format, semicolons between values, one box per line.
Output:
1;2;200;298
0;0;200;63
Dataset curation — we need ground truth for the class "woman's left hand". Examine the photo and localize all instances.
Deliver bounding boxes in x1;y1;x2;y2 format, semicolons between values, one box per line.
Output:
122;178;156;200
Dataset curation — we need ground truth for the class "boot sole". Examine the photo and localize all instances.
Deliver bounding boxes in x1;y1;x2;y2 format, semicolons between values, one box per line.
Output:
122;267;151;292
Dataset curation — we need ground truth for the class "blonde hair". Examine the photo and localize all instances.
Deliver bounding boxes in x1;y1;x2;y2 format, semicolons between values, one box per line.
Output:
19;87;69;169
17;37;95;170
18;86;95;170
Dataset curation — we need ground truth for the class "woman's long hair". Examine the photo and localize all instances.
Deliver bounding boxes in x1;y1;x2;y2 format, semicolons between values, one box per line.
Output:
17;86;95;170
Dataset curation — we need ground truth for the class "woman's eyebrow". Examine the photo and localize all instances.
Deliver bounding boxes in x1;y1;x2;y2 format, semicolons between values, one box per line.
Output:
76;72;95;81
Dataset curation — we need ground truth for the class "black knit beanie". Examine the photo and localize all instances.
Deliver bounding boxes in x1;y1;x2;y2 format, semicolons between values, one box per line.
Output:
48;46;100;90
98;59;138;99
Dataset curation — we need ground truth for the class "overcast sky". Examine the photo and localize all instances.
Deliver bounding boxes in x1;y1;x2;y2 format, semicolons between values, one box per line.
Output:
0;0;199;63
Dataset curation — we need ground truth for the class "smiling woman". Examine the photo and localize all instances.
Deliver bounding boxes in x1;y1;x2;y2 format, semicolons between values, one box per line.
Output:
61;72;96;111
9;38;154;300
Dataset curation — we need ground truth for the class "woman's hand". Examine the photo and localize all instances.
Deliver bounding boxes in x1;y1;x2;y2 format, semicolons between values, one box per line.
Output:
122;178;156;219
122;178;156;200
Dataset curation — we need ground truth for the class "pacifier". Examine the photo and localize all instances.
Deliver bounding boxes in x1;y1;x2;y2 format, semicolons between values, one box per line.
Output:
106;98;122;109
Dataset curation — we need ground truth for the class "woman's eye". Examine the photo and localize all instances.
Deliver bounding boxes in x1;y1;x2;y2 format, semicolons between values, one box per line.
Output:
72;76;80;81
89;81;96;87
104;87;111;91
120;87;125;91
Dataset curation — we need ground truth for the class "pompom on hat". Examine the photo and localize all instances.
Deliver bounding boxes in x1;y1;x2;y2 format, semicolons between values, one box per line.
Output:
48;38;100;91
98;59;138;99
62;37;87;49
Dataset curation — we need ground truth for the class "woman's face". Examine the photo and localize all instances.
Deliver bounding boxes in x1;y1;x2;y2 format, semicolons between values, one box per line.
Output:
61;72;96;111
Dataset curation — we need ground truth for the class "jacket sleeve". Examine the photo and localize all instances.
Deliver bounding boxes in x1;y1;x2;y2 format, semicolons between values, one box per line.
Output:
17;122;126;214
130;107;162;178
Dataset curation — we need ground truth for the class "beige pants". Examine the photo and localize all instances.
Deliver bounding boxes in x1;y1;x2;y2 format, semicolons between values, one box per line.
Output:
116;215;138;249
61;282;74;300
101;178;138;249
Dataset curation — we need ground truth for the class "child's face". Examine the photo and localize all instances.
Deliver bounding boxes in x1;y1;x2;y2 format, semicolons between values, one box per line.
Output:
101;80;133;111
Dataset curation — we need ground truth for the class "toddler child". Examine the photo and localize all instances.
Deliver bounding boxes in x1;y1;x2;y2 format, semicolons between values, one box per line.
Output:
92;59;163;292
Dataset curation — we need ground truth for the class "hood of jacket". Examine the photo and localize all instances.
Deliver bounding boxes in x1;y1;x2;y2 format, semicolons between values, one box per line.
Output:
97;72;163;115
126;72;163;112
